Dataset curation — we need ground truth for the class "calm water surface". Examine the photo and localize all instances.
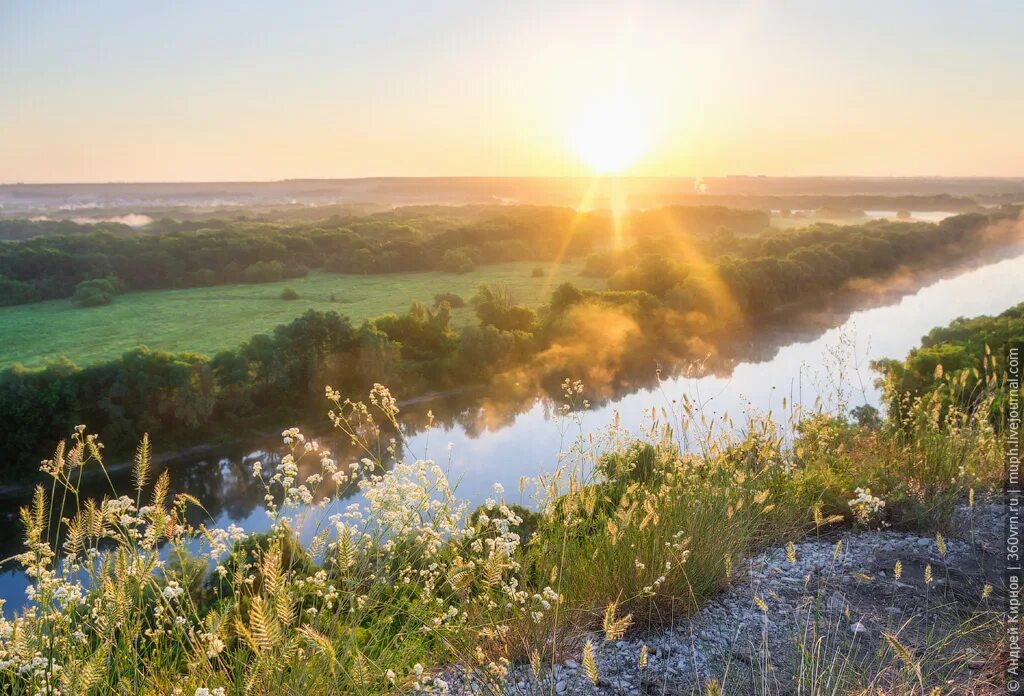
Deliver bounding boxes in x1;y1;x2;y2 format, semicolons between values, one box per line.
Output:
2;252;1022;610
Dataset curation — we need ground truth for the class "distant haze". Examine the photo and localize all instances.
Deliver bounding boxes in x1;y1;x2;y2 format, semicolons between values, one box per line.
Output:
2;177;1023;217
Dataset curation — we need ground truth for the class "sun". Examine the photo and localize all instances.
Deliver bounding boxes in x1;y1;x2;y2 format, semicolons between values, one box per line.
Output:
571;95;649;174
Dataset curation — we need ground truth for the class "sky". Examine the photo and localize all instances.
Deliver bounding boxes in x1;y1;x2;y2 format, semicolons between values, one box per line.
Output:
1;0;1023;183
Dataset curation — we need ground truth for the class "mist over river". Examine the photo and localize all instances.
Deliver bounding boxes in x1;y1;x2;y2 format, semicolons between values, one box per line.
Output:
2;252;1022;612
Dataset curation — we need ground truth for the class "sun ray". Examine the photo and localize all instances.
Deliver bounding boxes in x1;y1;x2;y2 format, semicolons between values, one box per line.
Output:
651;206;745;330
537;176;603;301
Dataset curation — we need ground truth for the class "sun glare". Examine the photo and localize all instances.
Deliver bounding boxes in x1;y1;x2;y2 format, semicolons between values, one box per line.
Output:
571;96;649;174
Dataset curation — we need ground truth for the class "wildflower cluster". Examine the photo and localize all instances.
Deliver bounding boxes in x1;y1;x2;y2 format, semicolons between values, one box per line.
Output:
848;487;886;525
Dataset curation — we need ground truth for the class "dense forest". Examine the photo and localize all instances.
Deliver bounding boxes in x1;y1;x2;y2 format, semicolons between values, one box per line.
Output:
0;207;1020;477
0;205;768;305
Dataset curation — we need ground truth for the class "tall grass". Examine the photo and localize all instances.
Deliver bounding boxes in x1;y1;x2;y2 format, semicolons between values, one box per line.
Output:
0;369;1005;694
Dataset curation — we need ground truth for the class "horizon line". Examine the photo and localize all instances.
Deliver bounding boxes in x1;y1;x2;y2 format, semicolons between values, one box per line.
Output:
5;173;1024;187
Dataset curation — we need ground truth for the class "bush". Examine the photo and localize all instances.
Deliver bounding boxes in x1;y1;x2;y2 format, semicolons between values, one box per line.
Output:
72;275;125;308
471;283;537;332
280;287;301;301
531;266;545;278
73;286;112;307
433;292;466;309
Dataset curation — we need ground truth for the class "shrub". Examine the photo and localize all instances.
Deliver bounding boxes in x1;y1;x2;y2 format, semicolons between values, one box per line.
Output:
531;266;545;278
433;292;466;309
72;275;125;308
280;287;301;300
471;283;537;332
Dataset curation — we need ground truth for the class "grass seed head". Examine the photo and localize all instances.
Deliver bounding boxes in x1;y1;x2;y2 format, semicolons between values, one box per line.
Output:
582;640;599;684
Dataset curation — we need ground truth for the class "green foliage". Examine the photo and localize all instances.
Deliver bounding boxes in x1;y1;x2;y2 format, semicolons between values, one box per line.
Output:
433;292;466;309
874;301;1024;428
471;284;537;333
608;255;689;297
850;403;881;429
456;325;534;378
440;248;476;273
0;204;775;306
0;206;1018;488
0;311;360;476
605;209;1019;319
242;260;306;284
596;440;658;485
72;275;125;307
0;262;598;370
0;274;39;306
280;287;301;301
373;302;456;362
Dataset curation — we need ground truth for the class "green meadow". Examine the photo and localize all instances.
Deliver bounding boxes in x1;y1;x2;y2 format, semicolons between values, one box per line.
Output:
0;261;600;369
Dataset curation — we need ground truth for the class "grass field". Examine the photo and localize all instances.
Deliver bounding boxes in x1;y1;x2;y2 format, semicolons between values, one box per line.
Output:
0;261;602;369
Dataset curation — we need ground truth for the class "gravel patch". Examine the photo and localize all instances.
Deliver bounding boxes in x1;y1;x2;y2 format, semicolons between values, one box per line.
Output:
439;503;1006;695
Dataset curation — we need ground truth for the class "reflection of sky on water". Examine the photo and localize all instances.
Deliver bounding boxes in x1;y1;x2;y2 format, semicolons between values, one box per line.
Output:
3;252;1022;612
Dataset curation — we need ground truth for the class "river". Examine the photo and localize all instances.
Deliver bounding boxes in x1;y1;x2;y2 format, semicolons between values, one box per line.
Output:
2;251;1023;611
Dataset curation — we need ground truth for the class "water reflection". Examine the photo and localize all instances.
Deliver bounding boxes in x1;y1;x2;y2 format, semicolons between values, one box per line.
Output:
2;250;1023;610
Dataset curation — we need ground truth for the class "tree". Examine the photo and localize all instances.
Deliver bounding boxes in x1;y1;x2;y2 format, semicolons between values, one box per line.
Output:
72;275;125;307
440;248;475;273
471;284;537;333
373;303;457;362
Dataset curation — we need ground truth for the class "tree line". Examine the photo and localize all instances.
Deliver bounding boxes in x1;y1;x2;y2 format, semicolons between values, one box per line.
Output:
589;211;1021;316
0;205;769;306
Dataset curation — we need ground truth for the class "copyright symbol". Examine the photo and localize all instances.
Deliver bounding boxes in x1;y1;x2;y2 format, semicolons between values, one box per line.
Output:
1010;679;1020;692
